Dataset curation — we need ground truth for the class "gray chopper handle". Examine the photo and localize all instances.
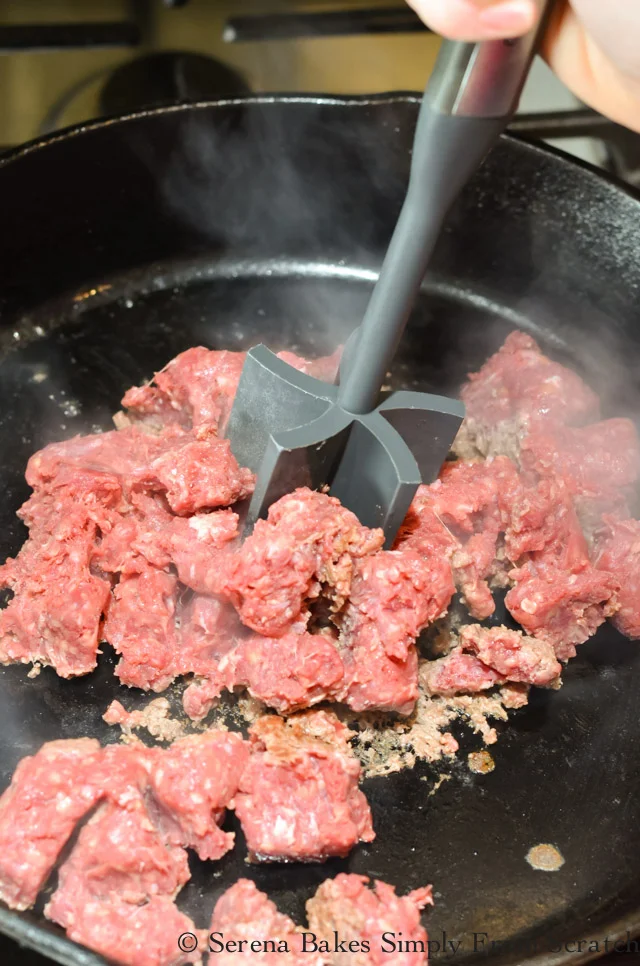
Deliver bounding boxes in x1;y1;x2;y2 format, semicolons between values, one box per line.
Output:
337;0;555;417
428;0;554;118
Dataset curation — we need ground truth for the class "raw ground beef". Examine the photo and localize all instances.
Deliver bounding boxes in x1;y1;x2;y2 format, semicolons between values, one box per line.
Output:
209;879;320;965
5;335;635;719
337;629;419;716
177;595;244;719
334;549;453;715
0;722;379;957
178;602;347;722
425;625;560;696
0;739;103;910
0;406;254;683
209;874;434;966
147;732;249;861
424;649;507;697
27;424;254;516
52;895;202;966
45;798;202;966
505;563;619;660
400;442;627;669
219;488;384;637
219;627;345;715
104;565;180;691
119;346;245;432
0;731;260;965
459;624;561;686
306;874;433;966
453;330;600;460
422;456;520;619
594;516;640;638
0;726;382;964
137;431;254;516
521;418;640;505
118;346;341;435
493;469;621;659
177;592;241;667
234;712;374;862
182;531;447;719
397;455;582;627
1;333;639;832
502;477;588;567
448;332;640;659
0;513;110;677
94;491;238;590
342;550;453;664
0;469;116;677
162;510;239;593
395;488;459;561
26;425;175;491
8;331;640;964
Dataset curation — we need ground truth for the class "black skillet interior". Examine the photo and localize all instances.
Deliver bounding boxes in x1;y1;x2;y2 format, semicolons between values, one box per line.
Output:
0;96;639;966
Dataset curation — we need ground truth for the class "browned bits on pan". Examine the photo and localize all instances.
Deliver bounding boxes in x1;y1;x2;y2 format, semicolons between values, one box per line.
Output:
467;750;495;774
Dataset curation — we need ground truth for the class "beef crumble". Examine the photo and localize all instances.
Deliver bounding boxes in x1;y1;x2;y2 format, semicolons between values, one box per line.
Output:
424;625;561;698
594;516;640;638
234;712;374;863
209;879;321;966
45;796;201;966
453;330;600;461
0;739;103;910
306;874;433;966
219;488;384;637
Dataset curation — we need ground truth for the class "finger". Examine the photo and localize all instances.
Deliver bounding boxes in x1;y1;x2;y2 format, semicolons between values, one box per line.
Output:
407;0;537;40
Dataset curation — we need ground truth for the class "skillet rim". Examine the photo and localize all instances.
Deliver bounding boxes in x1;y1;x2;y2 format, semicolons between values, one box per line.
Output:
0;92;638;208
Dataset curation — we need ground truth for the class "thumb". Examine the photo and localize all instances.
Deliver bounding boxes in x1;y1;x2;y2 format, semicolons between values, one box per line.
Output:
407;0;537;40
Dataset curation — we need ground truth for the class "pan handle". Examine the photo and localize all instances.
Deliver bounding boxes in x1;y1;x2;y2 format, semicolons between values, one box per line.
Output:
426;0;556;120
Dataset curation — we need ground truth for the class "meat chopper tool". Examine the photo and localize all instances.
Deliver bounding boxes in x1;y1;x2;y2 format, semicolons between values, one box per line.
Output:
226;0;553;546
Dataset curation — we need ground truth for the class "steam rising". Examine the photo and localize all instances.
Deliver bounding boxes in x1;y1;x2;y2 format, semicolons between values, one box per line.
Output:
127;96;419;358
132;96;640;431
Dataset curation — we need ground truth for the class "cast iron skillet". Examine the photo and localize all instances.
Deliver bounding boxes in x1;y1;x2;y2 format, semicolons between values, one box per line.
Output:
0;96;639;966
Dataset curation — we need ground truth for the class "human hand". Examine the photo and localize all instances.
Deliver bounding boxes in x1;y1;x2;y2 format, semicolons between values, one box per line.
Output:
406;0;640;133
